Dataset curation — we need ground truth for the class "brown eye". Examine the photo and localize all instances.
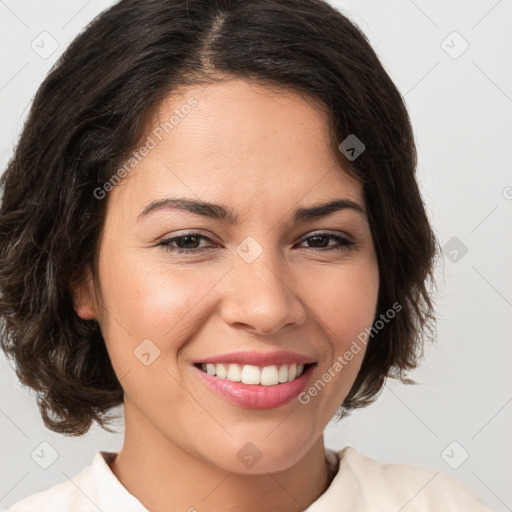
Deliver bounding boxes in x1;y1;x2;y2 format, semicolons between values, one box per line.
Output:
157;233;216;254
297;233;355;252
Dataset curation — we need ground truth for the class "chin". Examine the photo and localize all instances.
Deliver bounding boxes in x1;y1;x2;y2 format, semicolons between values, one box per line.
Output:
191;425;318;475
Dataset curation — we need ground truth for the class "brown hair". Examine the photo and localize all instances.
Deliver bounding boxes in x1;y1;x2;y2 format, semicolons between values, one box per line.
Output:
0;0;438;435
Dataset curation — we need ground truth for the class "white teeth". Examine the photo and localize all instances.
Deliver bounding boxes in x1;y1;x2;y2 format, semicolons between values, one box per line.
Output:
241;365;260;385
278;365;288;383
199;362;310;385
226;363;241;382
216;363;227;379
260;366;279;386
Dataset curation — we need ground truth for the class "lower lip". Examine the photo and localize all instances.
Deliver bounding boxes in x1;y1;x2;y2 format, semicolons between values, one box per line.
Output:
192;365;315;409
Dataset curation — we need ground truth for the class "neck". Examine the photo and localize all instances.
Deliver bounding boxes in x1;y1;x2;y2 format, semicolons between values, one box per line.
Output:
109;405;334;512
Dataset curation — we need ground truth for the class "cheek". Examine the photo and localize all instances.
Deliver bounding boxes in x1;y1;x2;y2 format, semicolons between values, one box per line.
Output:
96;260;216;407
98;257;217;348
299;261;379;407
307;260;379;346
94;256;236;442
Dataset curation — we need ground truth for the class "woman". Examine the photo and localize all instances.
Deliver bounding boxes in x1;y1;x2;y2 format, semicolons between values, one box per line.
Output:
0;0;492;510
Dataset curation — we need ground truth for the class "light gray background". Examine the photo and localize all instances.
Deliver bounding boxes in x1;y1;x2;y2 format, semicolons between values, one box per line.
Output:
1;0;511;510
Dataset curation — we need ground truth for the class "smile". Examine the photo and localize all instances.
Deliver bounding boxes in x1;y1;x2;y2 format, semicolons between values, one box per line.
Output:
192;362;317;409
196;362;312;385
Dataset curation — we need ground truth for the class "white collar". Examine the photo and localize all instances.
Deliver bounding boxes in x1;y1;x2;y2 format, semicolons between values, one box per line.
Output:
92;451;147;511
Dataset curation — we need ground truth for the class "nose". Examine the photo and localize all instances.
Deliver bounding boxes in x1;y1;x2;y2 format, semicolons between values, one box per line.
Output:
220;250;307;335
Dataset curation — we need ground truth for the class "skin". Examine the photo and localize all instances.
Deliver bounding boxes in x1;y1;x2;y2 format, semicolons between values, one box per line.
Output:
72;77;380;512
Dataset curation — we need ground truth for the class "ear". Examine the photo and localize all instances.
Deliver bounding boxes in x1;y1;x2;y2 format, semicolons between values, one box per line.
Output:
69;265;98;320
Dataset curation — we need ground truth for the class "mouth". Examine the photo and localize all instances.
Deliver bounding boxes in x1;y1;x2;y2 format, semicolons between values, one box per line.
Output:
192;361;317;409
193;362;316;385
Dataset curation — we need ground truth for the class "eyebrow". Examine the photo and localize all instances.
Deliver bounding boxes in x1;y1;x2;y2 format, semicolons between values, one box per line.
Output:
137;197;366;223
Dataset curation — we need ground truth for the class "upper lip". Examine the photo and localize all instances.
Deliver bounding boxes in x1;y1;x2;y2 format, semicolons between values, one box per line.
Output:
194;350;317;367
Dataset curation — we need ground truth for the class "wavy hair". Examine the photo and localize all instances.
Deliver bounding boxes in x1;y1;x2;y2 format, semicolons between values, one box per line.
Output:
0;0;439;435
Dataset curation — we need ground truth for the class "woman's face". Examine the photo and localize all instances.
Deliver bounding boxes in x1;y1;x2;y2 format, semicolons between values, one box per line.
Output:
76;78;379;473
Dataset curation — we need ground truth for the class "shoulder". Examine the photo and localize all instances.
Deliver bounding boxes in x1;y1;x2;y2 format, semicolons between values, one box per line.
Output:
4;454;102;512
316;446;492;512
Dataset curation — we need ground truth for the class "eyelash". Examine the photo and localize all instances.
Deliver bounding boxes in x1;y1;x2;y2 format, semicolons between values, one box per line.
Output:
157;231;356;255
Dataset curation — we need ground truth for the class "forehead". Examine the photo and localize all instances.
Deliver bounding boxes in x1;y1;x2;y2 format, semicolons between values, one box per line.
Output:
108;78;364;219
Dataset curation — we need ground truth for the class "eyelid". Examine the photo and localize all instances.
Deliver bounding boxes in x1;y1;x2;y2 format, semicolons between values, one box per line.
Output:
155;229;217;244
298;229;354;242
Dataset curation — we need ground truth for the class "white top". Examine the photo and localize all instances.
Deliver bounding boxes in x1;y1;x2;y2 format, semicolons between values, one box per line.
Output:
4;446;492;512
